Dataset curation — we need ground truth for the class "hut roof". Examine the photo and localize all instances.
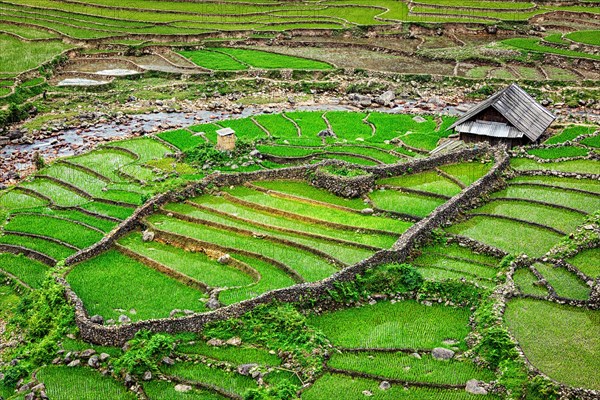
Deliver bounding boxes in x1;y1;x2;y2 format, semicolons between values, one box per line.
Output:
216;127;235;137
448;83;555;141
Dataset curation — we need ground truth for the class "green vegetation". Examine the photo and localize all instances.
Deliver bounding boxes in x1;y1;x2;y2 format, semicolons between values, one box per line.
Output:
568;248;600;278
513;268;548;297
377;171;462;197
565;30;600;46
505;298;600;390
491;185;600;214
0;253;48;288
308;300;470;349
534;263;590;300
526;146;589;159
503;38;600;61
544;125;596;144
0;34;71;75
67;250;207;321
37;366;135;399
369;189;445;217
509;175;600;194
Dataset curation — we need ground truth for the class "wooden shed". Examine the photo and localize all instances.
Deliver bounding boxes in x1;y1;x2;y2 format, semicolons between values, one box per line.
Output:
447;84;555;148
216;127;236;151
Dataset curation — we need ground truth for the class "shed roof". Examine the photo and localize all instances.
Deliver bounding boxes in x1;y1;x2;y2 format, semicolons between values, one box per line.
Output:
216;127;235;136
448;83;555;141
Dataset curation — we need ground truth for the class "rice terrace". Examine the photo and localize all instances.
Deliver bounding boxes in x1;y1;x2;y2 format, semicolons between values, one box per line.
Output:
0;0;600;399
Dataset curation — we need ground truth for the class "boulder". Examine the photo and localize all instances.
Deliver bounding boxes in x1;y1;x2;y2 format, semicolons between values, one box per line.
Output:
174;384;192;393
142;230;155;242
88;355;100;369
412;116;427;123
142;371;152;381
237;363;259;376
67;359;81;367
217;254;231;264
118;315;131;324
207;338;224;347
226;336;242;346
465;379;488;395
432;347;455;360
162;357;175;366
379;381;391;390
80;349;96;358
317;129;336;138
90;315;104;325
206;298;221;310
376;90;396;105
362;390;373;397
99;353;110;362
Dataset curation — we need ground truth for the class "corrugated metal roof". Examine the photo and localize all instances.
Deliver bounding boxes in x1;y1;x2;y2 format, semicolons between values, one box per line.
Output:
216;127;235;136
448;83;555;141
454;120;524;138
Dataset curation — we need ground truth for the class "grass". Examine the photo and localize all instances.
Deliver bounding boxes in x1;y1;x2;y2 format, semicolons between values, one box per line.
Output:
252;180;367;210
224;186;412;234
568;248;600;278
20;178;89;207
148;214;338;282
505;298;600;390
162;362;257;396
188;196;395;249
119;232;255;288
0;189;48;210
473;200;584;234
0;34;72;74
254;114;298;139
544;125;596;144
510;157;600;175
0;234;75;260
29;208;117;232
512;268;548;297
67;250;207;321
368;189;445;217
79;201;134;220
328;352;494;385
303;374;490;400
535;263;590;300
158;128;205;151
111;137;173;162
503;38;600;61
565;30;600;46
216;47;333;70
439;162;492;186
581;134;600;148
526;146;589;159
218;254;297;305
508;175;600;194
142;380;224;399
377;171;462;197
218;118;268;141
4;214;104;249
307;300;471;350
491;185;600;214
177;340;280;366
326;111;372;141
446;216;562;257
178;49;248;70
42;164;109;197
418;242;499;266
0;253;48;288
70;149;136;182
284;111;328;141
165;202;372;265
36;366;135;399
412;253;498;280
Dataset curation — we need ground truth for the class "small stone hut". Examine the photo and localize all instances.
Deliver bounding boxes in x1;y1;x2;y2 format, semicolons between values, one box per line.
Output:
216;127;236;151
447;83;555;148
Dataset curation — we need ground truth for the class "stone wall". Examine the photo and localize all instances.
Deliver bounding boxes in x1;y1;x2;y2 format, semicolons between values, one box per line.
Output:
65;146;505;346
310;167;374;199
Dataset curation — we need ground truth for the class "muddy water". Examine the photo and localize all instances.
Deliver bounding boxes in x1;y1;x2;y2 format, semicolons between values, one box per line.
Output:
57;78;110;86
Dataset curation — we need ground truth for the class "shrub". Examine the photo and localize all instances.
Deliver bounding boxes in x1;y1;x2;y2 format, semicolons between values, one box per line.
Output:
114;330;175;375
320;165;367;177
474;326;519;369
360;263;424;294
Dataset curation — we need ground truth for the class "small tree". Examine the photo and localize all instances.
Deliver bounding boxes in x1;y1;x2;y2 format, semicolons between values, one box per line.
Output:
33;151;45;170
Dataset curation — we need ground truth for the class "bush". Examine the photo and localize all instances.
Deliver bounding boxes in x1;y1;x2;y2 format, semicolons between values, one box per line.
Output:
474;326;519;369
320;165;367;177
114;330;174;375
418;280;483;306
360;263;423;294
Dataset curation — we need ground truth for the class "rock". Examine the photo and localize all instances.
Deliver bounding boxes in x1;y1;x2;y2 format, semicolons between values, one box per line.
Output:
465;379;488;395
118;315;131;324
24;393;35;400
318;129;336;138
67;359;81;367
249;149;261;158
88;355;100;369
379;381;391;390
226;336;242;346
361;208;374;215
142;371;152;381
99;353;110;362
142;230;155;242
90;315;104;325
217;254;231;264
362;390;373;397
442;339;460;346
432;347;455;360
377;90;396;105
174;384;192;393
207;338;224;347
410;352;422;359
80;349;96;358
162;357;175;366
486;25;498;34
124;374;134;387
129;309;137;315
237;363;259;376
207;298;221;310
169;309;182;318
412;116;426;123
